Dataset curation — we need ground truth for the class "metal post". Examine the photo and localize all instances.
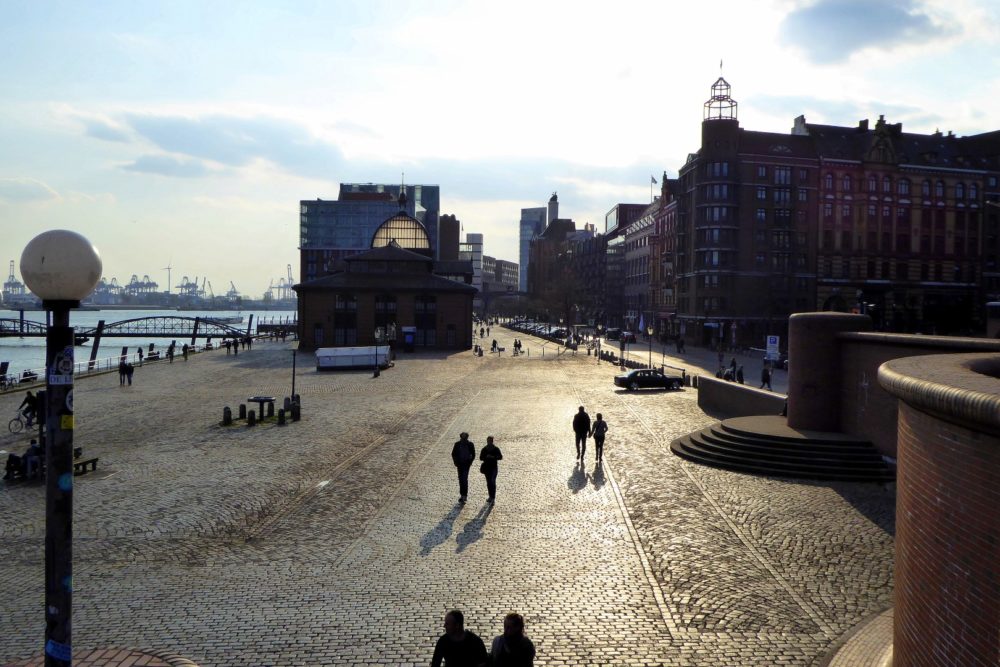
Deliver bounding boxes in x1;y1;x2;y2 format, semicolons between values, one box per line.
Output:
291;350;296;399
44;302;75;667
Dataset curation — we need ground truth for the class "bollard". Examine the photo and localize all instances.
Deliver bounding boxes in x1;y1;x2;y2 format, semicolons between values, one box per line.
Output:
266;402;274;418
293;394;301;407
223;406;232;426
291;402;301;422
238;404;247;419
277;408;286;426
247;410;256;426
283;397;291;411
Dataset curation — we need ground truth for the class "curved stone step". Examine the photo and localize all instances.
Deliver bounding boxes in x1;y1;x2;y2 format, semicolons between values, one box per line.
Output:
671;416;895;482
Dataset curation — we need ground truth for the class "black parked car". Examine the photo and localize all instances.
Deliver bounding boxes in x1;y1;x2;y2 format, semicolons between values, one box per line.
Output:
614;368;684;391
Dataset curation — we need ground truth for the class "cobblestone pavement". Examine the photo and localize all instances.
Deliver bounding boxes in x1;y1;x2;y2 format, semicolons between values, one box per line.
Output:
0;330;892;666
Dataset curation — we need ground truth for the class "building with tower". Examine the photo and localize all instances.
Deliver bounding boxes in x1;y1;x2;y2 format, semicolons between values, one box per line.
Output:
672;76;1000;349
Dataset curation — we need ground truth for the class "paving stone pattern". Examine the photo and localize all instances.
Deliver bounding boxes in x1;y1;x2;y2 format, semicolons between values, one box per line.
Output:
0;332;892;666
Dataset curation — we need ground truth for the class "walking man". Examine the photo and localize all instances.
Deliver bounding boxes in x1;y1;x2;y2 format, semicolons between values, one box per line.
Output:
479;436;503;503
431;609;488;667
451;432;476;503
589;413;608;463
760;364;772;391
572;406;591;462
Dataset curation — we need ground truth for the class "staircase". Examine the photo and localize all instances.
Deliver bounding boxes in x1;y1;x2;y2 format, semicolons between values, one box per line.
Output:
671;415;895;482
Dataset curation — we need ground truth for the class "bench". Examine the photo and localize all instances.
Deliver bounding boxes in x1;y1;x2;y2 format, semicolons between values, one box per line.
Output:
74;458;99;475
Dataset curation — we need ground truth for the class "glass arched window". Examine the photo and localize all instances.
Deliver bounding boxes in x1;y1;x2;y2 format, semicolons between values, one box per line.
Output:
935;181;945;198
882;176;892;193
824;173;834;190
970;183;978;199
956;183;965;199
898;179;910;196
842;175;852;192
922;180;931;197
372;213;430;250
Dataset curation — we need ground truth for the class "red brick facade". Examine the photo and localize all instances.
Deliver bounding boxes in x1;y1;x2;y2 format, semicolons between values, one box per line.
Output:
894;403;999;666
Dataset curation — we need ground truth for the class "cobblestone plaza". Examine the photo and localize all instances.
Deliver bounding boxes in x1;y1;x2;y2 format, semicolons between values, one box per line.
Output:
0;333;893;666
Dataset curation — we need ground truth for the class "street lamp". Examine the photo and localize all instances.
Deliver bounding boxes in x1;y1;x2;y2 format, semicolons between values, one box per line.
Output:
646;323;654;369
20;230;101;667
373;327;382;378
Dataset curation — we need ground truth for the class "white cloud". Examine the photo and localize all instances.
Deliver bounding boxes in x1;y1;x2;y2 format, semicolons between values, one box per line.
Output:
0;177;60;203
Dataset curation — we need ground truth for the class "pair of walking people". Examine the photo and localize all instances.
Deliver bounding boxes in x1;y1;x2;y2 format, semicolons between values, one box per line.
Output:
572;406;608;462
451;433;503;503
431;609;536;667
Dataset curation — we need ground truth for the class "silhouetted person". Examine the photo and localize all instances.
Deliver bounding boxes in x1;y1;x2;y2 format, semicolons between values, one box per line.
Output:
760;365;772;391
589;413;608;463
451;432;476;503
431;609;487;667
125;363;134;386
572;406;590;461
479;436;503;503
490;612;536;666
19;390;38;426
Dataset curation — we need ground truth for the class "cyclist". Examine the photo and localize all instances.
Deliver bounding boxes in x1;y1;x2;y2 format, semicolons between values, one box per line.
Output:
19;390;38;427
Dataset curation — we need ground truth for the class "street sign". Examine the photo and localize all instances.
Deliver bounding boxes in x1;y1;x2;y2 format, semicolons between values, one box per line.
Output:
765;335;780;361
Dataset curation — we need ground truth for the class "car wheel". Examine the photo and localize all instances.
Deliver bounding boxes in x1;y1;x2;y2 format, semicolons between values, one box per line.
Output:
629;381;639;391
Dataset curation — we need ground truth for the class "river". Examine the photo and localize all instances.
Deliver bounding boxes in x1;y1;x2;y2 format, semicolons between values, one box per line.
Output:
0;308;296;378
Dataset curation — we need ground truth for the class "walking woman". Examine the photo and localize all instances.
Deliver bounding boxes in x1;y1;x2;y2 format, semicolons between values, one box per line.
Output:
479;436;503;503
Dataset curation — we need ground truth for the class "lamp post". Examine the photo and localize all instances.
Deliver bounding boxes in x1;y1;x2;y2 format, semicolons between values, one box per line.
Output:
647;323;654;369
373;327;382;378
20;230;101;667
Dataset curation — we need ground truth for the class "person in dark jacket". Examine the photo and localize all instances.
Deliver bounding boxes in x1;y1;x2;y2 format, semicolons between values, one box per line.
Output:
490;612;536;666
479;436;503;503
589;414;608;463
431;609;488;667
451;432;476;503
19;390;38;426
572;406;591;462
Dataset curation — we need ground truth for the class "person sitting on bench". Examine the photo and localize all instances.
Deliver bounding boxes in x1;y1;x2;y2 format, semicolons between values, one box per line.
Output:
4;439;42;480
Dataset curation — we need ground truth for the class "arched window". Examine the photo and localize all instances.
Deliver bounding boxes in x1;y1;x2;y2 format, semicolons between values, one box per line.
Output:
882;176;892;193
842;175;852;192
970;183;978;199
898;179;910;196
824;173;834;190
372;213;431;251
868;175;877;193
922;180;931;197
935;181;945;198
956;183;965;199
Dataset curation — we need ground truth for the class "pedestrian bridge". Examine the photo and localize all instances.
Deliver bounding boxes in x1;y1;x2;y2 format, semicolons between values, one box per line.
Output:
0;315;251;340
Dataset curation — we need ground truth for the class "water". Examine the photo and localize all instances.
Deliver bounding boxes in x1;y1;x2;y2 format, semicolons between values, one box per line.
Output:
0;308;296;378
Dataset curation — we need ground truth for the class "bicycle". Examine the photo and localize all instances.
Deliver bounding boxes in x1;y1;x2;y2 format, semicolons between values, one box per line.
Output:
8;411;33;434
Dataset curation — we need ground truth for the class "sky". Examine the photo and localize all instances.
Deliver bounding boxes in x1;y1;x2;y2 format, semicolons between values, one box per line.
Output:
1;0;999;299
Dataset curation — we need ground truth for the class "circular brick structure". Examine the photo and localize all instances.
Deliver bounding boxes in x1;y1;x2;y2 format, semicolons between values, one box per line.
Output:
879;353;1000;667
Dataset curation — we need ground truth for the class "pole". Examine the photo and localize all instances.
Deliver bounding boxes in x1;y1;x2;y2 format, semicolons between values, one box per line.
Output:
648;332;652;369
44;302;76;667
291;350;296;399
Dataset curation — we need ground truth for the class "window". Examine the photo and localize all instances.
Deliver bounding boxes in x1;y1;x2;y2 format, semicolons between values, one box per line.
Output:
755;230;767;245
841;205;852;223
708;161;728;177
798;168;808;181
756;186;767;201
755;252;766;267
868;230;877;250
824;173;834;190
414;295;437;346
823;203;834;220
841;231;852;251
970;183;978;199
935;181;944;198
896;233;909;253
772;230;791;249
823;229;834;248
775;209;791;227
798;189;808;202
757;165;767;179
883;176;892;193
775;167;791;185
755;208;767;225
898;179;910;196
868;175;877;193
922;180;931;197
956;183;965;199
842;175;852;192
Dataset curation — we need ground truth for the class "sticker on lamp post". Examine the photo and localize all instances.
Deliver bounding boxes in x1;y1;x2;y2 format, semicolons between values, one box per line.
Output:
49;346;74;385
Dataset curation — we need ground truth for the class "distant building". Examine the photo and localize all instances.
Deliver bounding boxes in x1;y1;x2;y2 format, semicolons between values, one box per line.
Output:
519;194;556;292
299;183;441;283
460;233;484;310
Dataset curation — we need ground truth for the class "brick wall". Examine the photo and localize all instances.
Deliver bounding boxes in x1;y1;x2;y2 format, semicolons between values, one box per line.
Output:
894;403;1000;667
